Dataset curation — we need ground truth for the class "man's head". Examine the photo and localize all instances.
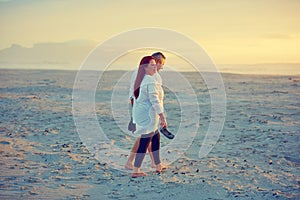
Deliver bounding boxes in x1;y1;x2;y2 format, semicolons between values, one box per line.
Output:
151;52;166;71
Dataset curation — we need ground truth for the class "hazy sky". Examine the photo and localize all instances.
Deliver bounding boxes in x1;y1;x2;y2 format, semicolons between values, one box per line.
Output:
1;0;300;65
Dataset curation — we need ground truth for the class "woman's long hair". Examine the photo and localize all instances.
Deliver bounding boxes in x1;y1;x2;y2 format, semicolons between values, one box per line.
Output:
134;56;155;99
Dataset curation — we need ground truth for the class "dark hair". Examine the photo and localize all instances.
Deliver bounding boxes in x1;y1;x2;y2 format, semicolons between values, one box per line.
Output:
134;56;155;99
151;52;166;61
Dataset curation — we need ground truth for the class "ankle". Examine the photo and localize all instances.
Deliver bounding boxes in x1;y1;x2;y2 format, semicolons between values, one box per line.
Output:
126;161;133;166
133;167;140;173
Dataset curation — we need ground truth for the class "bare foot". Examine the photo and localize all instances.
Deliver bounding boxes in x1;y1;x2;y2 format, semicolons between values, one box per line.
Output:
132;167;148;178
132;172;148;178
125;163;133;170
151;163;156;168
156;163;167;173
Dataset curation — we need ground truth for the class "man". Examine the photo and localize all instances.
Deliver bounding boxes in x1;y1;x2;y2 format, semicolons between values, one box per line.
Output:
125;52;174;170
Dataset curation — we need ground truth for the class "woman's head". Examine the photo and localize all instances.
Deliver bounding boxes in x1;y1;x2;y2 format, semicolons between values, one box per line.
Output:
134;56;156;99
140;56;156;73
144;58;157;76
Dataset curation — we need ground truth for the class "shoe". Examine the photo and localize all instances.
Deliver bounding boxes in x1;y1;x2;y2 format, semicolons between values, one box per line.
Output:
131;172;148;178
159;127;174;139
128;117;136;133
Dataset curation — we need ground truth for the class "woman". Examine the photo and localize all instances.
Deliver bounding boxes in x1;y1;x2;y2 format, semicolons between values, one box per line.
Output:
125;52;167;170
132;56;167;178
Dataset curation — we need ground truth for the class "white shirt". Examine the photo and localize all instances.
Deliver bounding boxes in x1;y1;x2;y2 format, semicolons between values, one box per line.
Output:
132;74;164;134
129;69;162;99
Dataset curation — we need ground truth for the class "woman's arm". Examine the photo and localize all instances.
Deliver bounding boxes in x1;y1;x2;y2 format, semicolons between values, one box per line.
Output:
159;113;167;128
148;82;167;127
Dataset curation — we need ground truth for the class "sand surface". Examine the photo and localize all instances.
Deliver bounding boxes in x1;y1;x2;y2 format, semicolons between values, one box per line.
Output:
0;69;299;199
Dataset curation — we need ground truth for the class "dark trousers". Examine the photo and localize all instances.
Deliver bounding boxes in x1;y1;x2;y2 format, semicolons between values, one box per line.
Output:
134;131;161;168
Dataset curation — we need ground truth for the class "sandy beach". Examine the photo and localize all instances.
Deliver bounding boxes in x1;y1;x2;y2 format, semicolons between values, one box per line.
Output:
0;69;299;199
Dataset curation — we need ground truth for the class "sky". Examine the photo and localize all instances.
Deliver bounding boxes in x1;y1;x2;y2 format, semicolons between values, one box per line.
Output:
0;0;300;72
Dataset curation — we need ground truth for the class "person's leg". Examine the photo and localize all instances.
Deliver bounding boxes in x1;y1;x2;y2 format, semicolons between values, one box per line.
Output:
147;142;156;168
132;132;152;177
125;136;140;170
134;135;151;168
125;137;156;169
150;131;161;165
150;130;167;172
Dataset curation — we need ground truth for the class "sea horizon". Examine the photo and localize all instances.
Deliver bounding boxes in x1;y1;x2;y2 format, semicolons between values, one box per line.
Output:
0;64;299;76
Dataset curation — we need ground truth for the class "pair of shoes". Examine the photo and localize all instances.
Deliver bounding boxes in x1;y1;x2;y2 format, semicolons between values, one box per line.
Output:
132;172;148;178
159;127;174;139
128;117;136;133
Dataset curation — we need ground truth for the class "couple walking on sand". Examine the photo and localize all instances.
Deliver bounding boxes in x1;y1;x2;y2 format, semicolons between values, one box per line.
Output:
125;52;174;178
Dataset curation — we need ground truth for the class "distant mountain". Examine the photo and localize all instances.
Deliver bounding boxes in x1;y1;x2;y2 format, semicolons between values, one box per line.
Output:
0;40;98;69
